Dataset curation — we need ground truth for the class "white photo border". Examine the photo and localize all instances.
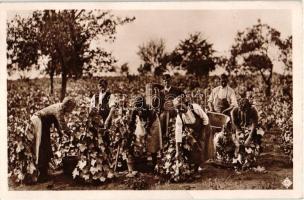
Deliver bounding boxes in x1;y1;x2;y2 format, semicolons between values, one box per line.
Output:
0;1;302;200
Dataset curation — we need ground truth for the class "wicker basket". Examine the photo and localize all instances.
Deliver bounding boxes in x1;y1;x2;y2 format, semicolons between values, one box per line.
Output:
207;111;230;129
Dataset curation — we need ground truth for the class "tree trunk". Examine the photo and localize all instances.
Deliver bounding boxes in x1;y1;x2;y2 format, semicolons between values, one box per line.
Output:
50;74;54;95
265;78;272;97
61;72;68;101
204;74;209;88
265;66;273;97
56;45;68;101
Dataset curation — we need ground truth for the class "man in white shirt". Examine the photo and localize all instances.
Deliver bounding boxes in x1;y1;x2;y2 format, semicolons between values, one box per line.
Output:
208;74;238;115
90;79;116;128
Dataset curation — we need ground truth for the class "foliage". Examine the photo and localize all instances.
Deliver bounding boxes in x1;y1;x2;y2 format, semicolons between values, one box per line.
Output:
137;39;167;76
72;109;114;183
69;95;135;183
7;74;293;184
228;19;288;96
278;36;292;74
155;118;196;182
7;10;135;99
170;32;217;77
120;62;130;76
7;119;38;184
232;128;264;171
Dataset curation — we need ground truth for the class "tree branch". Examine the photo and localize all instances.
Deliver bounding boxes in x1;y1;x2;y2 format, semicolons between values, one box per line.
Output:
75;10;85;20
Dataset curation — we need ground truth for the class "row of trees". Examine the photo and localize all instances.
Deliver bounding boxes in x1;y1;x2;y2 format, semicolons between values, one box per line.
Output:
8;11;291;99
7;10;135;100
137;33;216;77
136;19;292;96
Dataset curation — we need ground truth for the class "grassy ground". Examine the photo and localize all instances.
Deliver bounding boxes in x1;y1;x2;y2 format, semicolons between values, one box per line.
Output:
9;131;292;190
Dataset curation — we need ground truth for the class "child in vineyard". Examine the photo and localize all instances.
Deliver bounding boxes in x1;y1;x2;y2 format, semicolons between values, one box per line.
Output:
29;97;76;182
156;73;184;142
128;96;159;173
174;96;211;171
105;93;138;177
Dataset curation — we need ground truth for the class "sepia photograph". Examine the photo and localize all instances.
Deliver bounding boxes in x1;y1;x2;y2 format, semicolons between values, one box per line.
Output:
2;1;302;198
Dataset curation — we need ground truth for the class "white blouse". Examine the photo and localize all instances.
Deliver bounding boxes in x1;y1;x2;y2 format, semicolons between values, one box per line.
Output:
175;103;209;142
89;90;116;112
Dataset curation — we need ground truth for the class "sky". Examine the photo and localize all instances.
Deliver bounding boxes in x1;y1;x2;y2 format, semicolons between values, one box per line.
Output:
7;9;292;78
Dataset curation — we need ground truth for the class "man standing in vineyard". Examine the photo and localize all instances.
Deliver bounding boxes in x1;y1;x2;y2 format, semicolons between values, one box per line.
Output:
208;74;238;115
90;79;116;129
208;74;237;163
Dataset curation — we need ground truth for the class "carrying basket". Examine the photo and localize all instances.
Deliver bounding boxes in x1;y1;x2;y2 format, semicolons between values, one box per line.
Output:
207;111;230;129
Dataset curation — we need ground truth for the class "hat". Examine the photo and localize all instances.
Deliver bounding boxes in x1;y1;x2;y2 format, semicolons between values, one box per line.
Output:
162;73;171;80
220;74;229;80
99;79;108;86
62;96;76;108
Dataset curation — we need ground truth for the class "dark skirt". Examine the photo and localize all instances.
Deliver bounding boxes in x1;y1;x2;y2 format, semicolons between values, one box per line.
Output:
37;116;56;175
186;119;212;165
146;116;161;153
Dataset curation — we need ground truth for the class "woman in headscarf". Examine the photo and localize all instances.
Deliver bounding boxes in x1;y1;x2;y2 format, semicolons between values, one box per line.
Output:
173;96;210;169
231;97;263;170
155;96;210;182
29;97;76;182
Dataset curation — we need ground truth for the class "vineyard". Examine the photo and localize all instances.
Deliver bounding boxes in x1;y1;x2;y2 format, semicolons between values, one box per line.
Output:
7;74;293;190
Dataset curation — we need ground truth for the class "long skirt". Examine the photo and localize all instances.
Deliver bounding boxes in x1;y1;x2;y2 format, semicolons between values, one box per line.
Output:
204;125;215;160
30;115;55;176
146;116;162;154
187;124;213;166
